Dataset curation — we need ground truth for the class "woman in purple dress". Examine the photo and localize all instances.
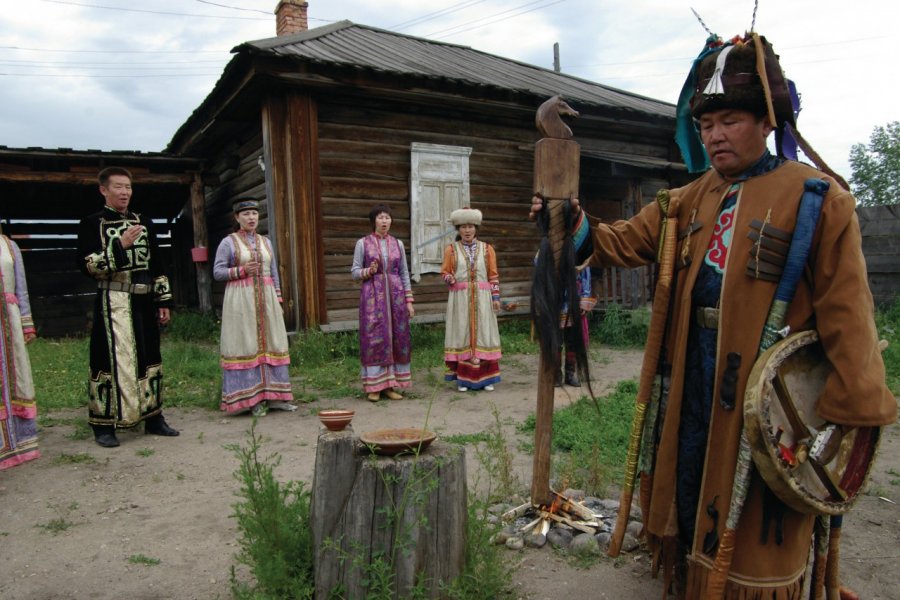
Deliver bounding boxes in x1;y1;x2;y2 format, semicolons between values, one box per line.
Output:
351;205;415;402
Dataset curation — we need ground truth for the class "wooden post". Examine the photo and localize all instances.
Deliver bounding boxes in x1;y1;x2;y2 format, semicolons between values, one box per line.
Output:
531;134;580;506
311;431;467;599
189;173;212;313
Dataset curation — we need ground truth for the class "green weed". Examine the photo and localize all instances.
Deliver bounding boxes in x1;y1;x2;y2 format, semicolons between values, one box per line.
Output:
590;304;649;348
518;379;638;495
35;502;81;535
53;452;96;465
444;432;492;445
136;447;155;458
228;421;315;599
128;554;161;566
875;297;900;395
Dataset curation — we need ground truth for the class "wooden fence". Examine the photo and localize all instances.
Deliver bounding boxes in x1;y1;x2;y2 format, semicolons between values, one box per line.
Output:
3;218;192;338
857;204;900;307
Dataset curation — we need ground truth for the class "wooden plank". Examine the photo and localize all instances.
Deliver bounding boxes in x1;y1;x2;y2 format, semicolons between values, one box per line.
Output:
262;94;296;330
321;176;409;201
0;171;195;185
864;254;900;273
288;91;327;328
190;172;213;313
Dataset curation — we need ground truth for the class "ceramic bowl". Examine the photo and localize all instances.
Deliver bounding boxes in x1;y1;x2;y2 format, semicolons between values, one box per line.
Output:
318;409;354;432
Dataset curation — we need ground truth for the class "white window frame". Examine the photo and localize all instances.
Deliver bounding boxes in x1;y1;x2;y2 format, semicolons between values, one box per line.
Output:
409;142;472;281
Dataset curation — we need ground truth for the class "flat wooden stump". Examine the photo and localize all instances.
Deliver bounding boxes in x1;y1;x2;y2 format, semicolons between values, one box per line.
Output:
311;429;467;599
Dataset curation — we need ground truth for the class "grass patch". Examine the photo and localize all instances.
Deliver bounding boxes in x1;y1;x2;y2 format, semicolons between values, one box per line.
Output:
165;310;219;342
589;304;649;348
35;502;80;535
35;517;77;535
136;448;155;458
444;432;492;445
26;338;89;410
128;554;161;566
288;319;538;400
53;452;97;465
518;379;638;495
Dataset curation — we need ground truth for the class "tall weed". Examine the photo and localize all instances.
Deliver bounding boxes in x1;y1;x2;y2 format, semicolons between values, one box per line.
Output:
591;304;649;347
876;297;900;394
227;421;314;600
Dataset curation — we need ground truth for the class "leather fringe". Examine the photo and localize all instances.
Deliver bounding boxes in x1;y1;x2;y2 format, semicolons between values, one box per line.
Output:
650;536;806;600
687;560;805;600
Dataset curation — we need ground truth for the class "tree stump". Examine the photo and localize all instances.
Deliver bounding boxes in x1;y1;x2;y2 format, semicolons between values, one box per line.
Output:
311;429;467;599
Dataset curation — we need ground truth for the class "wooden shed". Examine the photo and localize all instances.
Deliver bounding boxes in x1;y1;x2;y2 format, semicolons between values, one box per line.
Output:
0;147;202;336
167;19;690;332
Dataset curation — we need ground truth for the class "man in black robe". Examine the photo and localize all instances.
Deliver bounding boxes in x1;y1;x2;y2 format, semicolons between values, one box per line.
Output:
77;167;180;447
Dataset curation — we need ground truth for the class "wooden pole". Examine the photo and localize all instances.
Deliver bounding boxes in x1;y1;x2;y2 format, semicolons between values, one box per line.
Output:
531;120;580;506
189;172;212;313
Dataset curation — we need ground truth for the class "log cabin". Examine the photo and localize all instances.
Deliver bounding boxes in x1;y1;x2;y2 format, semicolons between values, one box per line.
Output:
166;2;692;331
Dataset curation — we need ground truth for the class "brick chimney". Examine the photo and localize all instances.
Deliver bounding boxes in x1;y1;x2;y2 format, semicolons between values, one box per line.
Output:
275;0;308;36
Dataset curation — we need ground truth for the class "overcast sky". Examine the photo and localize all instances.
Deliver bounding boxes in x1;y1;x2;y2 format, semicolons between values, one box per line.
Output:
1;0;896;179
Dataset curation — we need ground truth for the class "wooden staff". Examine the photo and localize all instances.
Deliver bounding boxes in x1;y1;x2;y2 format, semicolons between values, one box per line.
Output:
608;190;678;557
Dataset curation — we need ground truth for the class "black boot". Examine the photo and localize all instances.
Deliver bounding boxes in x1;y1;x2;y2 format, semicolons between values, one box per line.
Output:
564;354;581;387
554;350;562;387
145;414;180;436
92;425;120;448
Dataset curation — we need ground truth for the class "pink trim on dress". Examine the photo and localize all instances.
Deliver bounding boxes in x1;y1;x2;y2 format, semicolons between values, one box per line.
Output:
226;276;275;288
0;449;41;471
220;391;294;414
448;281;492;292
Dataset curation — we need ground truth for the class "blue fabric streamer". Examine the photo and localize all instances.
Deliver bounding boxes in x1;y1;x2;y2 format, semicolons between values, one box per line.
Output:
774;178;829;304
675;36;724;173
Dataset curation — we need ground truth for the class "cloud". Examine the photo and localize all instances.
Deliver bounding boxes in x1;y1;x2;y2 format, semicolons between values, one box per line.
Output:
1;0;897;177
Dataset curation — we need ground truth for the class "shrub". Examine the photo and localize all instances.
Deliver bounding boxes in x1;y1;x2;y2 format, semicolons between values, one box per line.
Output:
228;422;315;599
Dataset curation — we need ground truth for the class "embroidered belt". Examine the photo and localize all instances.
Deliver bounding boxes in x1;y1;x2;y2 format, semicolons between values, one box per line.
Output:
98;280;150;295
695;306;719;330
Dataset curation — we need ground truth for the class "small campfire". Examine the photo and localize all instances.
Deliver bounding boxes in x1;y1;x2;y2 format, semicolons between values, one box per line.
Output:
501;490;605;538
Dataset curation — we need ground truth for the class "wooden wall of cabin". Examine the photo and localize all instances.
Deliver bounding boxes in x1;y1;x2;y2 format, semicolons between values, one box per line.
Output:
314;96;540;328
196;95;683;331
312;96;679;328
200;128;268;312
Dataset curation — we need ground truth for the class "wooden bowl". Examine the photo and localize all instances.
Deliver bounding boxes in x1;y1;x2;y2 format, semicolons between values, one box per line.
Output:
359;428;437;455
318;409;354;431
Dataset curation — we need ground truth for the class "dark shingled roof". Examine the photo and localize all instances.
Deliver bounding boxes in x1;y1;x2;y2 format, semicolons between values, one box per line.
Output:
237;20;675;118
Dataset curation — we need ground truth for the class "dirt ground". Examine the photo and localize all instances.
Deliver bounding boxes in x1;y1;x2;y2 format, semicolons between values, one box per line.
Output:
1;348;898;600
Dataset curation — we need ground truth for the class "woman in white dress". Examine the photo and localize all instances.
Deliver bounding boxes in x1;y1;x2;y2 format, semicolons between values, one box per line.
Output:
213;199;294;416
441;208;501;392
0;231;40;470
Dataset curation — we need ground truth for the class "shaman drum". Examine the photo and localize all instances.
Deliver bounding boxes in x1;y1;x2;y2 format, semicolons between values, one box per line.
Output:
744;330;880;515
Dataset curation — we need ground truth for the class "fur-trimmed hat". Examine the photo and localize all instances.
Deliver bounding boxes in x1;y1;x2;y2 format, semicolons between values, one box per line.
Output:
690;34;793;127
232;198;259;213
450;207;482;227
676;32;800;173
